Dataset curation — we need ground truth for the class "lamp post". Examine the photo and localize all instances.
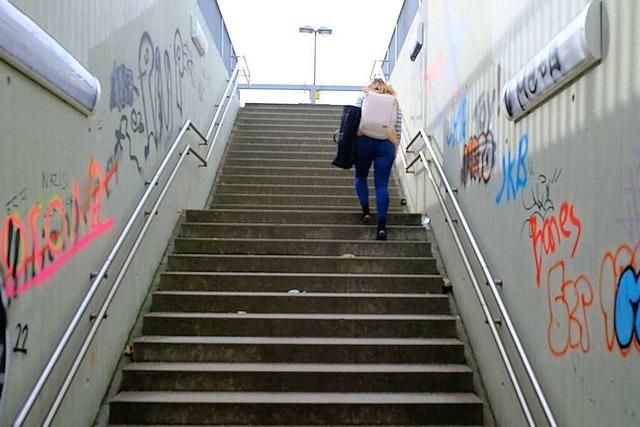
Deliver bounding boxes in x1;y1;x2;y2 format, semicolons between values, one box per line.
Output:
299;25;332;104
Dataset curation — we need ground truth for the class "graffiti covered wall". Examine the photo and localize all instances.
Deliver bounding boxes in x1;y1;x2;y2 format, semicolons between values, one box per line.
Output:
0;0;238;425
391;0;640;426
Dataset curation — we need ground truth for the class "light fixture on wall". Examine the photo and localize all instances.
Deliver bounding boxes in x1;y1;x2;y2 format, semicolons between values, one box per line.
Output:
410;22;424;62
0;0;101;115
191;15;208;56
502;0;603;121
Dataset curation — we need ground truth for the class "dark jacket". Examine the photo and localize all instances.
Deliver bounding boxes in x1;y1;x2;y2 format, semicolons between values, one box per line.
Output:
331;105;361;169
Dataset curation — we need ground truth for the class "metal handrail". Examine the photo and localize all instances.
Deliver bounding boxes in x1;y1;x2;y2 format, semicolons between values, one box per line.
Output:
13;61;244;427
234;54;251;84
404;130;557;427
369;59;388;81
204;66;240;145
207;71;241;163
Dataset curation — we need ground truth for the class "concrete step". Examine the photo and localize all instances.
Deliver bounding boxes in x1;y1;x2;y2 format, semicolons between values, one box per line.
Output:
235;123;338;132
221;166;352;176
167;254;437;274
174;238;429;257
236;118;339;126
238;105;344;113
159;272;443;294
234;130;336;139
109;391;483;425
111;424;483;427
150;291;448;314
242;103;344;112
185;210;418;225
133;336;466;364
208;203;407;212
229;143;336;152
180;223;425;241
232;135;333;145
215;183;399;197
223;157;341;168
238;110;342;119
121;362;473;393
210;194;404;207
218;174;375;186
226;150;335;160
141;313;457;338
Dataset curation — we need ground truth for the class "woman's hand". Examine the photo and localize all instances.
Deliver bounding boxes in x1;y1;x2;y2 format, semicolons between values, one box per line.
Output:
388;131;399;146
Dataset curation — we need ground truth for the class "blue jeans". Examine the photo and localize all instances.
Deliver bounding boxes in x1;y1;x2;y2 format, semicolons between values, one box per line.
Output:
354;136;396;221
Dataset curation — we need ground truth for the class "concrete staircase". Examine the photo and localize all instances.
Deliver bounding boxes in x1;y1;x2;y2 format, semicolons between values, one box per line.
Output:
108;103;485;425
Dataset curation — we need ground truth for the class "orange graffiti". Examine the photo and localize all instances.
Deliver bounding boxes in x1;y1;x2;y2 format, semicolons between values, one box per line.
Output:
598;241;640;356
546;260;593;357
530;201;582;286
0;158;118;298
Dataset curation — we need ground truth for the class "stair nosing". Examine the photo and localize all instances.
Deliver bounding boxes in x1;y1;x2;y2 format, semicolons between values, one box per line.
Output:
183;222;423;229
161;271;440;278
122;362;473;373
134;335;463;345
175;237;425;244
188;209;414;214
110;390;483;404
169;253;433;261
144;312;455;320
153;291;444;298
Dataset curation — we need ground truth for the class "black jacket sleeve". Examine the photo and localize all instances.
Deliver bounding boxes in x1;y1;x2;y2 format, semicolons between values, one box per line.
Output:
331;105;361;169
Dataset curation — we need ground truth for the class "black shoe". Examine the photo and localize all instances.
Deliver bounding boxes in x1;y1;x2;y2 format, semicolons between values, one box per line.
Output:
359;213;372;224
376;218;387;240
360;203;371;224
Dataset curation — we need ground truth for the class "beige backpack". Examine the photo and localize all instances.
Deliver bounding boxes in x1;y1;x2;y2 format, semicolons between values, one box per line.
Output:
358;92;397;140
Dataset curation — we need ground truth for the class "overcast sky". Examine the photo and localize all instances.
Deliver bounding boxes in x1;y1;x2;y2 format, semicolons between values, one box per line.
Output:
218;0;404;104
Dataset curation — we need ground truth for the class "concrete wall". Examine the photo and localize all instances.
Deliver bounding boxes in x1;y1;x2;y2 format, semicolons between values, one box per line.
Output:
391;0;640;426
0;1;238;425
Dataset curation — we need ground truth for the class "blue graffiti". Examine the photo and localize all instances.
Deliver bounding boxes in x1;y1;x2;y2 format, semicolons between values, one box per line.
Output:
495;133;528;204
446;95;467;147
615;267;640;348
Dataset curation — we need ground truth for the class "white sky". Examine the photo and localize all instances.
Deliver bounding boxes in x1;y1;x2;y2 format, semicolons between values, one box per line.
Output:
218;0;404;104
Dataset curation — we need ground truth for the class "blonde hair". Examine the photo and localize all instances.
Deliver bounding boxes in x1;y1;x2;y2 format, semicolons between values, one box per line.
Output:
364;78;397;96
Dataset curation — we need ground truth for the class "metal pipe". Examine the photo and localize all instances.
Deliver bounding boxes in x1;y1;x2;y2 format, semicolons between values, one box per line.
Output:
313;31;317;89
187;145;207;167
417;151;535;426
206;65;240;141
188;121;208;146
405;155;421;173
419;130;557;427
405;132;422;152
42;147;192;426
206;75;239;163
233;55;251;84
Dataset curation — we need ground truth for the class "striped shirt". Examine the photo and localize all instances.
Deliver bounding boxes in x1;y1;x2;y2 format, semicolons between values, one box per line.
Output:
354;95;403;138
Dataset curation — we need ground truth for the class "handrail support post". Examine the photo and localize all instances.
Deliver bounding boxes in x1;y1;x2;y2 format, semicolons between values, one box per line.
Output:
89;272;108;280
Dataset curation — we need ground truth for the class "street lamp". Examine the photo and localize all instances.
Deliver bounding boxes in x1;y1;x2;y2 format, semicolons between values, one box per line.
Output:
299;25;332;104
